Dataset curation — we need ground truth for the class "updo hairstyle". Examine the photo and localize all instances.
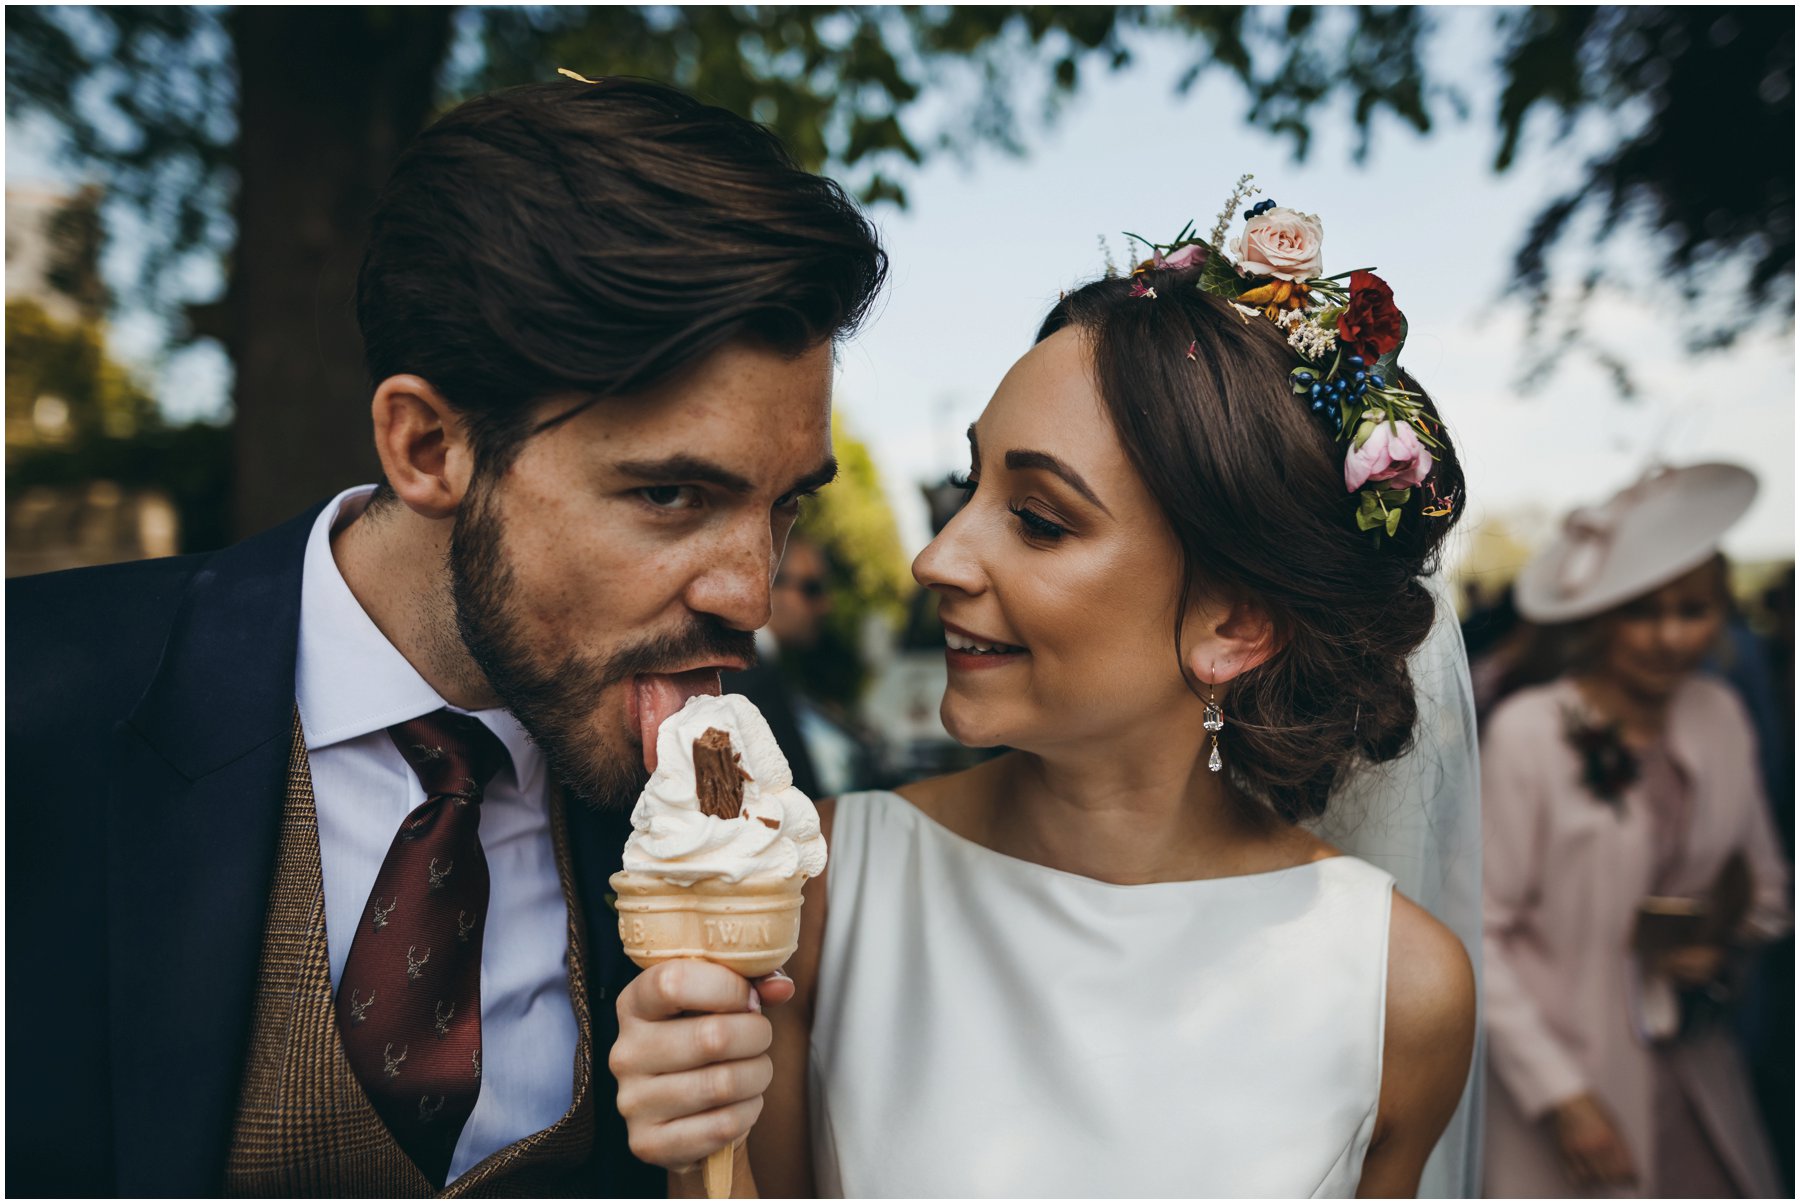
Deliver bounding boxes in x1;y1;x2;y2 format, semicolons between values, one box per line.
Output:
1038;267;1466;823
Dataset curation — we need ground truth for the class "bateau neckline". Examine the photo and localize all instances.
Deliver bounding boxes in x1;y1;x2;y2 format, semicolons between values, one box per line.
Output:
861;789;1349;893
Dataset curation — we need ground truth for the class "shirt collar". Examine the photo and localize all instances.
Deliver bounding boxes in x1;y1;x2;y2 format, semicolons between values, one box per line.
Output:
294;486;542;791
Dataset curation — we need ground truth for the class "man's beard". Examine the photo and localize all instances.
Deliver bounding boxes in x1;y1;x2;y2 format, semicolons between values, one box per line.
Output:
449;479;758;809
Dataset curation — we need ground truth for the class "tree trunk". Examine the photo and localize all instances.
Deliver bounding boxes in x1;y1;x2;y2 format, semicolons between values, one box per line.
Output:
228;7;454;538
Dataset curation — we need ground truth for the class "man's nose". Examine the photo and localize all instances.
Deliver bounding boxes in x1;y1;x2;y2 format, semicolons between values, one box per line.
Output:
686;528;776;633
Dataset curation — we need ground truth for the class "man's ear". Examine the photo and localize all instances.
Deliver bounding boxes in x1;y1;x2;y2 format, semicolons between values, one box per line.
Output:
1183;593;1281;690
370;375;476;520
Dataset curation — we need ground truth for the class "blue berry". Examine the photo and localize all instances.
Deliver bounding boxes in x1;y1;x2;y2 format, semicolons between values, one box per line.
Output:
1354;371;1367;382
1369;374;1385;388
1347;354;1364;367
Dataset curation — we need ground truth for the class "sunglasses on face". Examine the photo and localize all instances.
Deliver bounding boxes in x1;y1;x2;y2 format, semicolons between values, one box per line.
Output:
776;576;829;600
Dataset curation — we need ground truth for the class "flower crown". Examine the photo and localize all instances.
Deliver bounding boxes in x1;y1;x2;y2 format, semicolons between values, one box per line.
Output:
1122;174;1455;542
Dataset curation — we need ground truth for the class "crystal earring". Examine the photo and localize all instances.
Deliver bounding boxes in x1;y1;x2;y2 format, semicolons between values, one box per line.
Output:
1204;681;1225;773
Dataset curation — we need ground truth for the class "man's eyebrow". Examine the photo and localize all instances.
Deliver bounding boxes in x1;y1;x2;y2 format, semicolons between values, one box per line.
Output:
1004;448;1111;515
787;457;839;498
614;455;755;494
612;454;839;499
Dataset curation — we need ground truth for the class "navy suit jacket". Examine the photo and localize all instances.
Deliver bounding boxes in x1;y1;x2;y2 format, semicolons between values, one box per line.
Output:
5;506;663;1197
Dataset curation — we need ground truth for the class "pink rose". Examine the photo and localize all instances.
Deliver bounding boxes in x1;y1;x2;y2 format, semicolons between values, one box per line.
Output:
1230;207;1324;281
1157;243;1207;270
1344;413;1433;492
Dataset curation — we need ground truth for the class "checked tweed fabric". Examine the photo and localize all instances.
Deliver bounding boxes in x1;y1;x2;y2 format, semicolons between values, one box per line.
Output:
224;717;599;1197
335;711;509;1187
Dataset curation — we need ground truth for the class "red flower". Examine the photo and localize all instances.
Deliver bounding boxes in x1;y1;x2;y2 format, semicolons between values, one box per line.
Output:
1336;271;1404;364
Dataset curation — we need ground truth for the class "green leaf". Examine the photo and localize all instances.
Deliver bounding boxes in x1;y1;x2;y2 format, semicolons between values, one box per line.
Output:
1355;490;1387;531
1197;247;1247;298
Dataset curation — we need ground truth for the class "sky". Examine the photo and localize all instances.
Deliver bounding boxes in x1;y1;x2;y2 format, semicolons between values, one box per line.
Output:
826;12;1795;580
6;8;1794;580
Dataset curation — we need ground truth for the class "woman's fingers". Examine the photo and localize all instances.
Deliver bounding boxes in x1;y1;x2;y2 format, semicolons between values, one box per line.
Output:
621;958;756;1022
617;1054;775;1126
611;1008;773;1078
626;1095;765;1172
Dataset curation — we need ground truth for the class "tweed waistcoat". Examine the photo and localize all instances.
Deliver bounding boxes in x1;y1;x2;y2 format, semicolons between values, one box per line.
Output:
224;721;599;1196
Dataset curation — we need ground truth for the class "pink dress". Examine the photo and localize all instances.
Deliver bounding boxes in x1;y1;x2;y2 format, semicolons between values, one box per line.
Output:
1481;676;1789;1198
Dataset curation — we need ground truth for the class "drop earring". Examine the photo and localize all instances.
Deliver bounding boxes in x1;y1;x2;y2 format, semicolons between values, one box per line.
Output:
1204;680;1225;773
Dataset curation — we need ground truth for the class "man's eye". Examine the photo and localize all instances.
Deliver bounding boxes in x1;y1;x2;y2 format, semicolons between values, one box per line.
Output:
777;485;825;514
640;485;701;510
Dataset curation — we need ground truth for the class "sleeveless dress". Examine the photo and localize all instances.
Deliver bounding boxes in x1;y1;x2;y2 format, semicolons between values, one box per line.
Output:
809;790;1396;1198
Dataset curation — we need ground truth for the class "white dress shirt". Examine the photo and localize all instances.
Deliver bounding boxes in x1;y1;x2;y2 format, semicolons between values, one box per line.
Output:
294;486;578;1183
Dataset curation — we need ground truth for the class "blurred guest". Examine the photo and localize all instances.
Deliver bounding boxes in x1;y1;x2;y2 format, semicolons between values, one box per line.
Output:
725;534;874;798
1482;463;1790;1198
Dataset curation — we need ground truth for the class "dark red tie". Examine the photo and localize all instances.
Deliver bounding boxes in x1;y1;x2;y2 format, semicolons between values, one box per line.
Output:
335;710;509;1187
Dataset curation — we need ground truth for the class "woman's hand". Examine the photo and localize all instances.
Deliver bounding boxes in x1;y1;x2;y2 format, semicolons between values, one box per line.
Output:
610;959;796;1173
1656;943;1727;988
1549;1092;1637;1188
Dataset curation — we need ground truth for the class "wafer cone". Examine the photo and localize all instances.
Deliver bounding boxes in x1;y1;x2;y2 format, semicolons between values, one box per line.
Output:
609;870;805;977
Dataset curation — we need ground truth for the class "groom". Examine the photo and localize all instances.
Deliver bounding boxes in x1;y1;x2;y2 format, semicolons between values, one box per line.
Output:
7;77;884;1196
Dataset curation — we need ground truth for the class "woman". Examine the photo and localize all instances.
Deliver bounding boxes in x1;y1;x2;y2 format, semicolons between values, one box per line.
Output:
611;197;1479;1196
1484;465;1790;1198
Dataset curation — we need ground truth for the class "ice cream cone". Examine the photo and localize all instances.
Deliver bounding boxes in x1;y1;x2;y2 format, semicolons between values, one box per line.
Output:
614;696;827;1199
609;869;805;978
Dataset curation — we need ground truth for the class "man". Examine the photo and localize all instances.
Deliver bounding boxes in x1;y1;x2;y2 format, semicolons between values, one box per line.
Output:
725;535;873;797
7;77;885;1196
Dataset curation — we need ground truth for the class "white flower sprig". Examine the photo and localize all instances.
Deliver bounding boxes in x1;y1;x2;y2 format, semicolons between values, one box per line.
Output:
1208;173;1260;249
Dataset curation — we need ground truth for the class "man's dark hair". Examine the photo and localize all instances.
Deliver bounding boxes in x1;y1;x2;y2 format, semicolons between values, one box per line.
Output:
356;77;887;476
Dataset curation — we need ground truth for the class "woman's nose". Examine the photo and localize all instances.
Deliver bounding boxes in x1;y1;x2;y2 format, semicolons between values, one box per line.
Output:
912;505;985;597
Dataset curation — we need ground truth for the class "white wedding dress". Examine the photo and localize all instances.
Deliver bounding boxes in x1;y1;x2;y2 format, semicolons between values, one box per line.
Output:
808;790;1396;1198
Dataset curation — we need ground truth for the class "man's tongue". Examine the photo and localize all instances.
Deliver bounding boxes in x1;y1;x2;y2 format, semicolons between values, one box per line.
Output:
636;669;724;773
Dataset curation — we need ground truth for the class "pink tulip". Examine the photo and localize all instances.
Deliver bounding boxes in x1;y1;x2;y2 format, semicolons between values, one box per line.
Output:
1343;413;1433;492
1157;244;1207;270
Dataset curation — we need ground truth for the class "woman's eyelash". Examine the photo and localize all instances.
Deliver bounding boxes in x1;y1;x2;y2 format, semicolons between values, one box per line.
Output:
1009;505;1067;540
949;471;976;492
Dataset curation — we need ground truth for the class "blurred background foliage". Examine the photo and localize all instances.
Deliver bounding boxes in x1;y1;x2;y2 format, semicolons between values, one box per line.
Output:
4;4;1793;553
784;413;914;706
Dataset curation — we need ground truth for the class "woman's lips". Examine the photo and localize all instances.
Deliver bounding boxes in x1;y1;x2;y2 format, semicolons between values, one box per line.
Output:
940;620;1028;671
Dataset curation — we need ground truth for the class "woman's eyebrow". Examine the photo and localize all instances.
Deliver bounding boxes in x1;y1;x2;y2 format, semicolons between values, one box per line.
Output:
1004;448;1111;515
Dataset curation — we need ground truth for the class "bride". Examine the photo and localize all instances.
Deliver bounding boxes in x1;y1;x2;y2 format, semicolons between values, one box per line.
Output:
610;195;1479;1197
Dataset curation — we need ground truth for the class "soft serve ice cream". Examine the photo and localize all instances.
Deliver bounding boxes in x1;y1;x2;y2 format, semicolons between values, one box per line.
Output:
622;693;828;886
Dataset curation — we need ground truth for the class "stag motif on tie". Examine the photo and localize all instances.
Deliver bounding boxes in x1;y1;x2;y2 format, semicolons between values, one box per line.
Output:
400;813;431;842
411;743;446;763
434;1000;455;1037
419;1094;446;1124
347;988;375;1025
370;897;396;931
383;1043;408;1079
450;775;481;805
471;1047;482;1081
428;858;453;891
406;945;430;981
457;910;476;943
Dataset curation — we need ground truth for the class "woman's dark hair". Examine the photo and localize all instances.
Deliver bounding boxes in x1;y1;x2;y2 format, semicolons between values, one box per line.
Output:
1039;268;1466;823
356;77;887;476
